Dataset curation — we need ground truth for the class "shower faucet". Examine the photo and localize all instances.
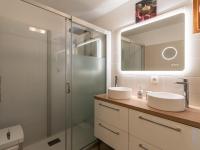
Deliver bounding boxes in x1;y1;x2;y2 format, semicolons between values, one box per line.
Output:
176;79;189;108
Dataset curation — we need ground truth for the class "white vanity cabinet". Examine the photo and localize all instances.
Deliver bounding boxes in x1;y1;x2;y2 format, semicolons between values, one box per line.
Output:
129;136;161;150
95;120;128;150
129;110;200;150
94;99;200;150
95;100;129;150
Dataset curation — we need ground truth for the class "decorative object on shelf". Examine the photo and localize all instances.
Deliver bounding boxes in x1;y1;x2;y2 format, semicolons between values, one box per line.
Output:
136;0;157;23
193;0;200;33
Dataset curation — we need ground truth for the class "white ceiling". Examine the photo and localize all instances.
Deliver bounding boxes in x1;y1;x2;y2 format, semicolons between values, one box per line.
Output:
34;0;129;21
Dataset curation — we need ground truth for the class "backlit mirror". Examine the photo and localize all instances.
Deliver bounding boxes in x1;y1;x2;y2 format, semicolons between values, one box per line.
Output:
121;12;185;71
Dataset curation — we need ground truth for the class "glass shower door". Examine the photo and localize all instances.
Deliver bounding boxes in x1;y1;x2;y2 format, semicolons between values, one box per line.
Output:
67;22;107;150
0;1;67;150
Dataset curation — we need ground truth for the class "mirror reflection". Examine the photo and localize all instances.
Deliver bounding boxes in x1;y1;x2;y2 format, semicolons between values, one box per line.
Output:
121;13;185;71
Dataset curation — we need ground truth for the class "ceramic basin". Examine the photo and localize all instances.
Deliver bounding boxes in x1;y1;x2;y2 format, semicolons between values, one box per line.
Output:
108;87;132;100
147;92;185;112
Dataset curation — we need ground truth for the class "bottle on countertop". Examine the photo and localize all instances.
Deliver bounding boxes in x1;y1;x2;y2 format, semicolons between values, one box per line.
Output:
137;87;144;99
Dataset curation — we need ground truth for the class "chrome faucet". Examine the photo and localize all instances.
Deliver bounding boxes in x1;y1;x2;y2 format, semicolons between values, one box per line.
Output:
115;76;118;87
176;79;189;108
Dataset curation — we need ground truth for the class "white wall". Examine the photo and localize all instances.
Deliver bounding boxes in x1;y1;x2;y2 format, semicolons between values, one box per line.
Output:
93;0;190;30
93;0;200;107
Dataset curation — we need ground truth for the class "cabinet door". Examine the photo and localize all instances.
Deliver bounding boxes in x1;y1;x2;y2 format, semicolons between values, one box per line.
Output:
129;110;200;150
95;100;128;132
95;120;128;150
129;135;161;150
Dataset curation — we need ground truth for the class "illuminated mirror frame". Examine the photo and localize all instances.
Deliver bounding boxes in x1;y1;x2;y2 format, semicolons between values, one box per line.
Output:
119;8;189;75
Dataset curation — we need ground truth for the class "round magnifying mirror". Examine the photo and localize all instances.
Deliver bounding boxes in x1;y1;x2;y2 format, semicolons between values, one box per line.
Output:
162;47;178;61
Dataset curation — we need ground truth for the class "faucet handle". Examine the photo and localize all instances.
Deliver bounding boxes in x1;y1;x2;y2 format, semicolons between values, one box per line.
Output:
180;78;188;81
178;78;188;81
176;78;188;84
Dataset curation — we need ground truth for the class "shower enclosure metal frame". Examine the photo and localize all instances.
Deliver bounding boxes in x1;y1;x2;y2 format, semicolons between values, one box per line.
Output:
20;0;111;149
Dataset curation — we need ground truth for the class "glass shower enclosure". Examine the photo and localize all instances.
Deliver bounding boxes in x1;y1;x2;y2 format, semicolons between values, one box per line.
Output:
0;0;109;150
66;21;107;149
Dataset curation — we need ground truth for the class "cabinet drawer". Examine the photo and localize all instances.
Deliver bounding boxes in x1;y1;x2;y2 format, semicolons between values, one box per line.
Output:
129;110;200;150
95;120;128;150
129;135;161;150
95;100;128;131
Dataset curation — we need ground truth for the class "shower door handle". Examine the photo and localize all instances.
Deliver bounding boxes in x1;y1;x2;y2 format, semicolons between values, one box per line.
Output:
65;82;71;94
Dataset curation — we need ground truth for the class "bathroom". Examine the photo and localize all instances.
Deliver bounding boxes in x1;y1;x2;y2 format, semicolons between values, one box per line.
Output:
0;0;200;150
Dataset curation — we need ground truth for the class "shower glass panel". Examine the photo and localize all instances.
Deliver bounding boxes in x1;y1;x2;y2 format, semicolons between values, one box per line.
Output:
69;23;106;150
0;0;66;149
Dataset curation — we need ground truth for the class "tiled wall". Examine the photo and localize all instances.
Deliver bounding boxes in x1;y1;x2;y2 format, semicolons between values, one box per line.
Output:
93;0;200;107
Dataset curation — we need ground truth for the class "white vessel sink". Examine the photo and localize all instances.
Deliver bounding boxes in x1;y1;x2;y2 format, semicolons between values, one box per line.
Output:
108;87;132;100
147;92;185;112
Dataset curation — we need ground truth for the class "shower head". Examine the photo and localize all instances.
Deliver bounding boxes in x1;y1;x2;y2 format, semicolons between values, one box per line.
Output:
69;26;88;35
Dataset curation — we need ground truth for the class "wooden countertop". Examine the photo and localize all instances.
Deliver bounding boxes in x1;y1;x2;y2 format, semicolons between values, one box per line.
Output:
95;94;200;129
